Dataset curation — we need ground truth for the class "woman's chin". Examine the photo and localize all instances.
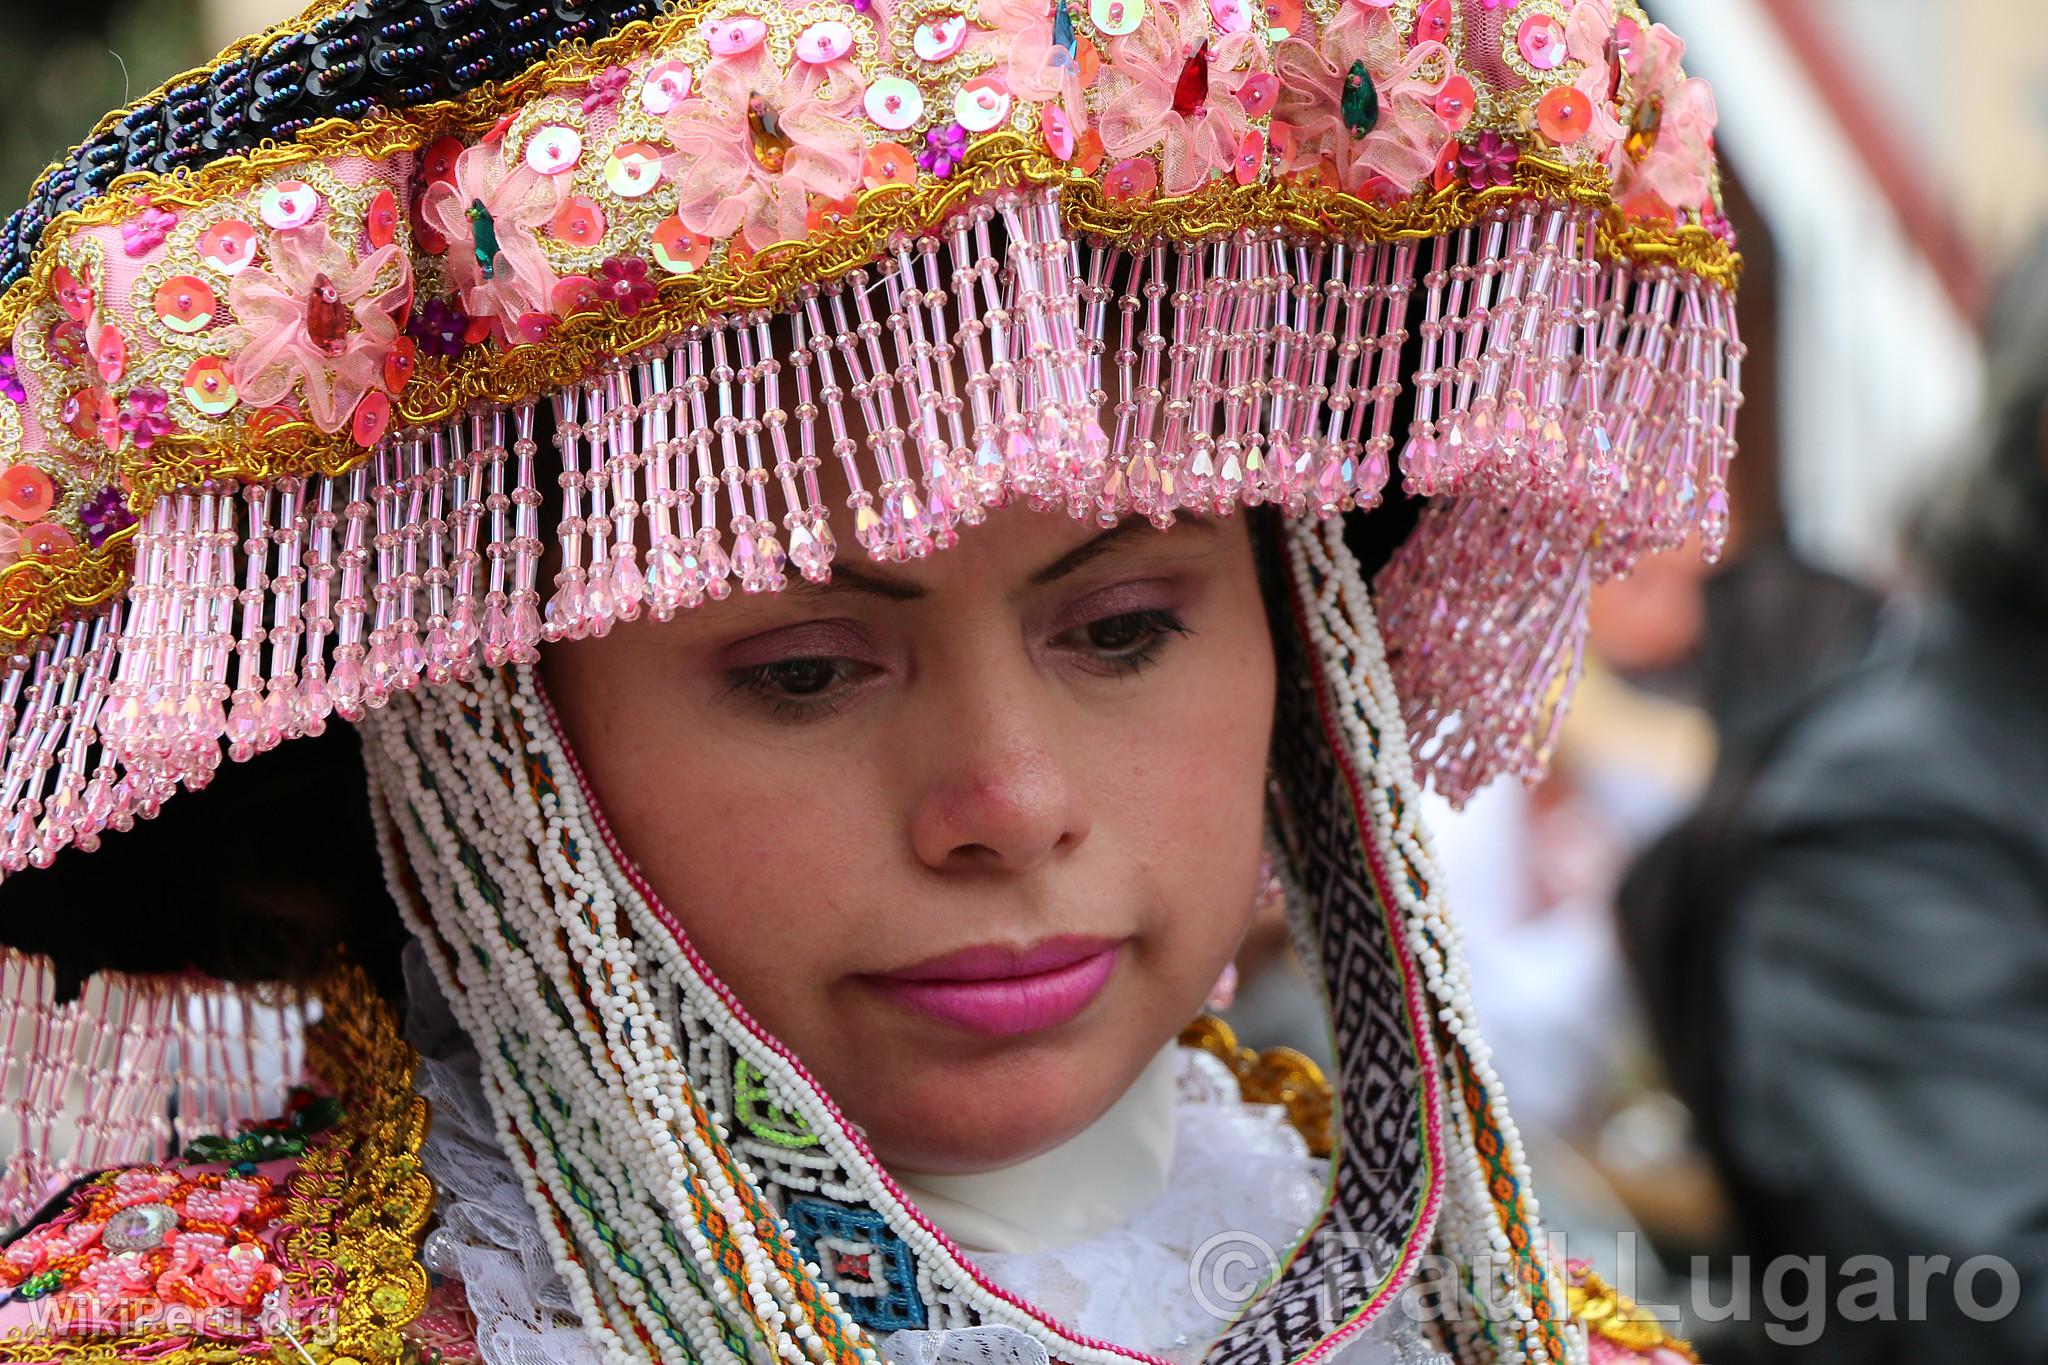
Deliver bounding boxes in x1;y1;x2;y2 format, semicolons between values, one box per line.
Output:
843;1048;1133;1177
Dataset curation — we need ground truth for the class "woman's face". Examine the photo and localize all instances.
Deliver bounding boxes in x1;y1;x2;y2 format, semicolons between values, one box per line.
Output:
542;502;1276;1174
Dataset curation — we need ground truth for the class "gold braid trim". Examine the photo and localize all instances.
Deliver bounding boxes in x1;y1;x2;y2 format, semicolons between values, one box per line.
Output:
1178;1013;1334;1159
1566;1263;1701;1362
1597;216;1741;290
0;523;134;643
299;962;437;1365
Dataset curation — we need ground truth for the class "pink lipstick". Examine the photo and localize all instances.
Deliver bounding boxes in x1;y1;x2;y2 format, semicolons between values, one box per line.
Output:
864;935;1123;1037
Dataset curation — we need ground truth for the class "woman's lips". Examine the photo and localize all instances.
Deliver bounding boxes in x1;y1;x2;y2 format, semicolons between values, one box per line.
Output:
863;935;1123;1037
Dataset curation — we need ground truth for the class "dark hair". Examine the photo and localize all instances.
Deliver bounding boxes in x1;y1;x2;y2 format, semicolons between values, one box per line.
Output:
0;723;405;1001
1913;232;2048;624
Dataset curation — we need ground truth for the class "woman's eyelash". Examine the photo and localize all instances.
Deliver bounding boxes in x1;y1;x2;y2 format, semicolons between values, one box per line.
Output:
722;658;864;719
722;608;1192;719
1063;608;1193;678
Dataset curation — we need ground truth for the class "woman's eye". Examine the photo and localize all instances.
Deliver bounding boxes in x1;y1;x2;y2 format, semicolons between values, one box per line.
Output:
1057;608;1193;677
763;658;840;696
726;656;872;717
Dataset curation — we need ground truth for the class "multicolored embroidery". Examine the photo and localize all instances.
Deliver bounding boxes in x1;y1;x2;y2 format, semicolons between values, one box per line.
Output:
0;967;434;1365
785;1199;930;1332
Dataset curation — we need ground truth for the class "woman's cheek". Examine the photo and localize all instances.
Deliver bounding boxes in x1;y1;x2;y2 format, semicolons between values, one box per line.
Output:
652;778;877;992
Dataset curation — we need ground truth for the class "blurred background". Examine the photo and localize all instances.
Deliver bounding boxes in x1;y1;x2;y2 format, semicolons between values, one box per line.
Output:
6;2;2045;1362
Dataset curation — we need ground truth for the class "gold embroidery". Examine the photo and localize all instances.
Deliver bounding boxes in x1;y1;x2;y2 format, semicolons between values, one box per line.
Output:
301;963;436;1365
0;527;135;641
0;110;1737;649
1567;1263;1701;1361
1178;1013;1334;1158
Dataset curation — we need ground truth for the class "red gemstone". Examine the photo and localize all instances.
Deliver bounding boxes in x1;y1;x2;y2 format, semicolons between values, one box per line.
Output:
305;273;353;356
1171;44;1209;117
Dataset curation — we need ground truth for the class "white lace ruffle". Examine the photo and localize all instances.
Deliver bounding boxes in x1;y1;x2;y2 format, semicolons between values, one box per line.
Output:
406;945;609;1365
406;946;1444;1365
881;1050;1447;1365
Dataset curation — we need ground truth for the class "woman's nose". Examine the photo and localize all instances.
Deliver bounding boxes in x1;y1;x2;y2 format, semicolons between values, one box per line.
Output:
905;673;1091;875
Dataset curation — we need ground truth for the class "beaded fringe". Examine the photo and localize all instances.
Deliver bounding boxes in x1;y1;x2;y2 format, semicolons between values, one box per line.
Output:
0;945;309;1232
0;185;1739;871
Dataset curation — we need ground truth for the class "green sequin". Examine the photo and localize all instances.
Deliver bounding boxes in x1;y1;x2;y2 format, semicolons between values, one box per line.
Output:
467;198;501;281
18;1269;63;1300
1342;60;1379;137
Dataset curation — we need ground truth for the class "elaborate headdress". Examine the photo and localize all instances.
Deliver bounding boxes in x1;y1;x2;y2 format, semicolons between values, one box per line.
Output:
0;0;1735;1361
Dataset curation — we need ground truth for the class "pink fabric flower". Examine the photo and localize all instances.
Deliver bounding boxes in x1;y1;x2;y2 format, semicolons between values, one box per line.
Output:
1562;0;1626;160
1272;6;1449;194
1094;0;1266;196
179;1188;248;1224
918;122;970;178
110;1170;180;1208
1460;130;1519;188
1605;20;1717;219
582;64;632;115
76;1250;156;1297
190;1239;282;1308
979;0;1091;134
596;256;656;316
122;205;178;257
420;142;566;343
117;387;173;450
226;222;409;435
662;52;865;252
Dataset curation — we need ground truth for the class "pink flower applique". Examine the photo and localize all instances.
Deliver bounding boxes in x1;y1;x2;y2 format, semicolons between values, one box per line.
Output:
596;256;656;317
110;1169;181;1209
582;64;632;114
179;1187;249;1225
1093;0;1268;196
226;221;411;435
76;1250;158;1299
918;122;970;178
189;1239;282;1309
1271;5;1449;194
662;50;865;252
122;204;179;257
419;141;567;344
1460;129;1520;188
118;386;174;450
1561;0;1627;161
980;0;1092;135
1605;19;1717;219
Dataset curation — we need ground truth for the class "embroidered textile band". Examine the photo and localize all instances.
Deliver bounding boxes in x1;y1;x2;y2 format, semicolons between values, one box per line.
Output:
0;0;1737;855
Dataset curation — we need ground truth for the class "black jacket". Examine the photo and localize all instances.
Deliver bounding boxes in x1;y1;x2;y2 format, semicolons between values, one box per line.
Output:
1623;601;2048;1363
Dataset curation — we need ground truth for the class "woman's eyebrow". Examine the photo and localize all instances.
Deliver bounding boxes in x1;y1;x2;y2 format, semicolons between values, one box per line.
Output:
785;562;926;601
779;513;1212;601
1028;515;1215;586
1027;520;1149;586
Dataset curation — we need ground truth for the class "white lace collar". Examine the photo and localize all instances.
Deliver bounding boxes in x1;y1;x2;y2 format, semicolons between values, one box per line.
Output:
885;1042;1181;1257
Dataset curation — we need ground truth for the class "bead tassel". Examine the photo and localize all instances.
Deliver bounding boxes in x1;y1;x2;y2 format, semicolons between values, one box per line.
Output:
0;184;1739;870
